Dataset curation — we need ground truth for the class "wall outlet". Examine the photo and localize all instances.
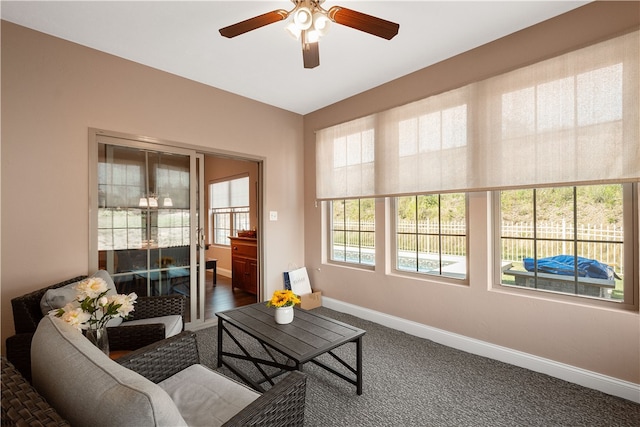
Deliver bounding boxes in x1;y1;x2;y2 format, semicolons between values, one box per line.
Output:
269;211;278;221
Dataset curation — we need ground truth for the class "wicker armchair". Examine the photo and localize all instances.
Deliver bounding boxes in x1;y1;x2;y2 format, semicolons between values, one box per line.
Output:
116;331;307;426
2;332;307;427
1;356;69;426
6;275;187;382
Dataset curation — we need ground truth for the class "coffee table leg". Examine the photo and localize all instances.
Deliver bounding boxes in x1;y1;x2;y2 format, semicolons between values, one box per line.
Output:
217;319;223;368
356;336;363;395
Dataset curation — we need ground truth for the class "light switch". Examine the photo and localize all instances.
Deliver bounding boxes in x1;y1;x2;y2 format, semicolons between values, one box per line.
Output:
269;211;278;221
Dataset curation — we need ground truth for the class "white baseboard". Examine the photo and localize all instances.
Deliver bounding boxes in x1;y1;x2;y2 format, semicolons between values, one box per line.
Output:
216;268;231;278
322;297;640;403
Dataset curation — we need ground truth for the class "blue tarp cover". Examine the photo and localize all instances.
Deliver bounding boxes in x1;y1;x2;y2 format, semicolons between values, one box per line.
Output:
523;255;617;280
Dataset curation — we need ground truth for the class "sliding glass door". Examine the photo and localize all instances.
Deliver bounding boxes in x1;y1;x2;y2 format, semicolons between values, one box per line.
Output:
90;131;205;326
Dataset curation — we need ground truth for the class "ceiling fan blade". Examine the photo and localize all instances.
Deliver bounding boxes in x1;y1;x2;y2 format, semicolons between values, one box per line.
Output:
219;9;288;38
302;41;320;69
327;6;399;40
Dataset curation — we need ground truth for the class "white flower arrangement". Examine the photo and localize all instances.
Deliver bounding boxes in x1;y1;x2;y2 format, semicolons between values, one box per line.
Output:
50;277;137;331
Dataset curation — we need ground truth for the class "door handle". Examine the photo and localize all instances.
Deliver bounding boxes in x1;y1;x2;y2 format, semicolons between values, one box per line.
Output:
196;227;205;249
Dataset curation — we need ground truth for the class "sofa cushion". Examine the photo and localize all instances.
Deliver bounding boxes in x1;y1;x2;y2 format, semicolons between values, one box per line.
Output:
39;270;123;327
159;364;259;427
123;315;183;338
31;316;187;427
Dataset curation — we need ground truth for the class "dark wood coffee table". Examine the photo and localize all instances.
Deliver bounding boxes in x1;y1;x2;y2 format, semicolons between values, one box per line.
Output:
216;302;366;394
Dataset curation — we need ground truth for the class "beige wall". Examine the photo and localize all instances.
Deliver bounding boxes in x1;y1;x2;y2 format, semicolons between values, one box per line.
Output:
303;1;640;384
1;21;305;347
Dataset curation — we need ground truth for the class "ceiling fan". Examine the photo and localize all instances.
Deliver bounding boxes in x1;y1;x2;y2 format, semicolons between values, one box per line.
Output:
219;0;399;69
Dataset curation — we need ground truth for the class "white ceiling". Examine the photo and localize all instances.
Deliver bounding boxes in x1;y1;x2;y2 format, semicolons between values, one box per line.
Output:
1;1;590;115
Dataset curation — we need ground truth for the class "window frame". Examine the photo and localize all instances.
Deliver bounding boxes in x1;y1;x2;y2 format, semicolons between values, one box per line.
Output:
493;182;638;310
392;193;469;282
210;207;250;246
208;174;250;246
328;198;376;269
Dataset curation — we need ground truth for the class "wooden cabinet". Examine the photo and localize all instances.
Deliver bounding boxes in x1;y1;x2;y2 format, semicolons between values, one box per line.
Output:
229;237;257;295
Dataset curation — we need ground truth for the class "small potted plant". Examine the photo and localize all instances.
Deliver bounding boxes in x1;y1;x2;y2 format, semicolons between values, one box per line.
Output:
266;289;301;324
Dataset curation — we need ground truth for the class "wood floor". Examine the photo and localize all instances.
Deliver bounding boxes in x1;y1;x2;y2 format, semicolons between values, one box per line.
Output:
202;272;257;320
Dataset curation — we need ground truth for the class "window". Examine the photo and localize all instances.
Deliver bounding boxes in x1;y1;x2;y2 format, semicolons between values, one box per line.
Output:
209;176;250;245
399;105;467;155
330;199;375;266
97;155;145;250
396;193;467;279
315;32;637;305
97;146;190;251
316;116;376;200
316;32;638;199
501;64;622;139
498;183;634;304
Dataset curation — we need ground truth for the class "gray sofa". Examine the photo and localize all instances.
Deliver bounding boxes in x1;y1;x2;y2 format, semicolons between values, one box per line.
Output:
2;315;306;426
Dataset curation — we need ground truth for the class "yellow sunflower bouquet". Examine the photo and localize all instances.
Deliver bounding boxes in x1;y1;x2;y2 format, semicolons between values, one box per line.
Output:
266;289;301;308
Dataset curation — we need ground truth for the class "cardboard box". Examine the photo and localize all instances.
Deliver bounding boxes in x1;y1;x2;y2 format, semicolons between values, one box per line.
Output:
297;290;322;310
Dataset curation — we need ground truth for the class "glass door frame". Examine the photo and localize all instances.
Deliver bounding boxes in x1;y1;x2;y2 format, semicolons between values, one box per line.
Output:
89;129;206;327
194;153;205;325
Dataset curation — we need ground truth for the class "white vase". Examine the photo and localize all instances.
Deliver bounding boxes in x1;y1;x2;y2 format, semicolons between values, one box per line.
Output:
274;305;294;324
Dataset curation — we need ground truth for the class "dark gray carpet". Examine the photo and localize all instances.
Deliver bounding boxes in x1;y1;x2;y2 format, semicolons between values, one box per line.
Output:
195;306;640;426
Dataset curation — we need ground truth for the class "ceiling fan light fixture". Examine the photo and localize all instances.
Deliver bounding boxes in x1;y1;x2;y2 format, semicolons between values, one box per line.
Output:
293;7;313;30
285;19;302;39
306;29;320;43
312;12;331;36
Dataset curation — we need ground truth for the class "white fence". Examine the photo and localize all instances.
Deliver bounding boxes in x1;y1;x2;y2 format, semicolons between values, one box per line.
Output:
340;220;624;273
500;221;624;272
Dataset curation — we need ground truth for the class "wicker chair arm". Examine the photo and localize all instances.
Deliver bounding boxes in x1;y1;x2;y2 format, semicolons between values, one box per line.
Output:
223;370;307;427
116;331;200;383
1;356;70;426
129;295;187;320
5;333;34;383
107;323;167;351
